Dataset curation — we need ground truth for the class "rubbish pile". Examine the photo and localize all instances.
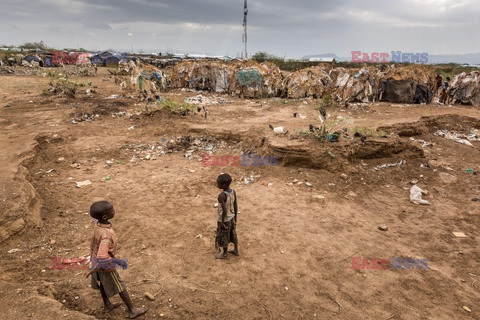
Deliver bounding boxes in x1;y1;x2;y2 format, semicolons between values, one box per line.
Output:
168;60;436;104
434;129;479;147
282;67;331;99
124;136;229;163
184;94;226;105
170;59;283;98
448;71;480;106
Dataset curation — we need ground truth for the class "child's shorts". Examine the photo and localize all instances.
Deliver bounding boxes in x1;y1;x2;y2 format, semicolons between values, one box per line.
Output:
91;270;126;298
215;219;237;249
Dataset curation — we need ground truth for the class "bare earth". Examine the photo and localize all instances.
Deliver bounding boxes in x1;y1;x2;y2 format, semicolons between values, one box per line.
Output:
1;67;480;320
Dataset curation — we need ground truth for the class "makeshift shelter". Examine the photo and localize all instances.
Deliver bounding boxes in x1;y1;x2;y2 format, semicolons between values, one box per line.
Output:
91;52;120;66
449;71;480;106
23;55;43;67
381;79;416;103
170;60;282;97
282;67;331;99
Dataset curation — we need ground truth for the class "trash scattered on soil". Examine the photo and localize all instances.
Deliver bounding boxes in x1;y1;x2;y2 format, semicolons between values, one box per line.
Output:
378;225;389;231
453;232;467;238
145;292;155;301
410;185;431;205
434;130;478;147
463;306;472;313
273;126;284;134
374;160;404;171
75;180;92;188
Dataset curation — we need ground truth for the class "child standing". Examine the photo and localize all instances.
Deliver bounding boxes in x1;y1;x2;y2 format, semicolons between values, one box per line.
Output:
215;173;239;259
87;201;148;319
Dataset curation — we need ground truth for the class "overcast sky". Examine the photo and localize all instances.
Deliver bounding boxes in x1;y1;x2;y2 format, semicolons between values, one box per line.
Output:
0;0;479;58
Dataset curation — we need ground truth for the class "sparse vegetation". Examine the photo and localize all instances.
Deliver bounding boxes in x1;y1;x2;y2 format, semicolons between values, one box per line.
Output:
352;126;387;138
142;98;195;116
47;71;78;98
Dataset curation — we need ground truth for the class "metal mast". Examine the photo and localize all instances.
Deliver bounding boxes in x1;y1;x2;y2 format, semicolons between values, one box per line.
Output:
242;0;248;59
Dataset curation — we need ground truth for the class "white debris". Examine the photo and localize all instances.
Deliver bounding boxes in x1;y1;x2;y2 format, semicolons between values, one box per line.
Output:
273;126;284;133
75;180;92;188
434;130;476;147
374;160;404;171
410;185;431;205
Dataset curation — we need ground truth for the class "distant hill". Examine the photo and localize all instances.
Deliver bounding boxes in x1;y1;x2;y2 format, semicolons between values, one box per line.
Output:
427;53;480;65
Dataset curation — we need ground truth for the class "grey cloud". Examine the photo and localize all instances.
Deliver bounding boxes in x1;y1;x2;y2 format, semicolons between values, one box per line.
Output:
0;0;478;57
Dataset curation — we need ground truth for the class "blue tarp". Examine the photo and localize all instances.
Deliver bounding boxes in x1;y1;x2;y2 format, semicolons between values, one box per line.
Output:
238;70;262;88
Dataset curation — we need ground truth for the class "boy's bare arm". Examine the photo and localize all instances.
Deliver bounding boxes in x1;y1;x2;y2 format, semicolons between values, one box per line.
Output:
218;193;228;227
233;190;238;223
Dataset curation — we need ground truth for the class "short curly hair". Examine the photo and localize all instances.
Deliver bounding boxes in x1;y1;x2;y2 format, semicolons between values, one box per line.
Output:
90;201;113;220
217;173;232;188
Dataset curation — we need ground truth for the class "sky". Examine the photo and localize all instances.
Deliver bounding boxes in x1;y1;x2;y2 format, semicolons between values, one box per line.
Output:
0;0;479;58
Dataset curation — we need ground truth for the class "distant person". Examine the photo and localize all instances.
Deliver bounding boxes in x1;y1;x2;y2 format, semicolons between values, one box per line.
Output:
435;74;443;95
215;173;239;259
86;201;148;319
439;77;450;104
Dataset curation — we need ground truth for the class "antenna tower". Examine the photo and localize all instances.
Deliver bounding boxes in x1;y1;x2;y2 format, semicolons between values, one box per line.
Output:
242;0;248;59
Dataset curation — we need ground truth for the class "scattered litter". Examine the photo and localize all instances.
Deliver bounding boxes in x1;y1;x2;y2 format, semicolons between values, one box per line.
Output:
103;176;111;181
410;179;419;184
145;292;155;301
439;172;458;184
128;126;137;130
410;185;431;205
305;182;313;187
7;248;21;254
463;306;472;313
378;225;389;231
195;234;203;239
75;180;92;188
453;232;467;238
434;130;476;147
185;94;226;105
374;160;404;171
273;126;284;134
107;94;121;99
213;203;219;208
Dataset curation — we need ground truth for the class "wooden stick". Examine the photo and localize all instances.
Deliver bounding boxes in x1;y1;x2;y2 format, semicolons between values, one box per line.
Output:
255;299;273;320
325;293;344;313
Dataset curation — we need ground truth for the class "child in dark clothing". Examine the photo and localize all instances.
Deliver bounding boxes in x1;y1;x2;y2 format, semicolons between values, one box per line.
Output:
215;173;239;259
86;201;148;319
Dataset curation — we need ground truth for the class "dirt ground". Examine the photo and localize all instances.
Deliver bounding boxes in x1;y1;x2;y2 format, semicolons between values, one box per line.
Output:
1;66;480;320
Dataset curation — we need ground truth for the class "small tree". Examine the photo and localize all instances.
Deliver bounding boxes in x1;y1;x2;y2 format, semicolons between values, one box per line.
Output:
251;51;270;63
19;41;50;50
